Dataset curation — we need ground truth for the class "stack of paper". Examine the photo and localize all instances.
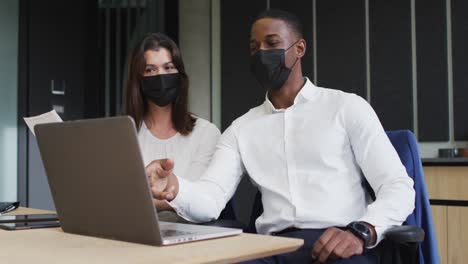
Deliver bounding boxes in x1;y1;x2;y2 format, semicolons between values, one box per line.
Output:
23;110;63;136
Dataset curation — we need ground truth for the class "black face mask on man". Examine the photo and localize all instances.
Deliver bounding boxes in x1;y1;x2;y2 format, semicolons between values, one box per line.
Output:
250;40;299;91
141;73;181;107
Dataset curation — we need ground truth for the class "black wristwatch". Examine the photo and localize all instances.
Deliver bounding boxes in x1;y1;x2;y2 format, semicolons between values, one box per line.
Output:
346;221;372;248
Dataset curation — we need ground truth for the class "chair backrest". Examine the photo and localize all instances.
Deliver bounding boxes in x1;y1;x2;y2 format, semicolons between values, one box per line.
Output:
385;130;439;264
219;200;237;221
248;130;439;264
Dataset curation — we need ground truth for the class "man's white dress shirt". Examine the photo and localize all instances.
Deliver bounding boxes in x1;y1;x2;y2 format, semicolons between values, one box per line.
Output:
170;78;415;245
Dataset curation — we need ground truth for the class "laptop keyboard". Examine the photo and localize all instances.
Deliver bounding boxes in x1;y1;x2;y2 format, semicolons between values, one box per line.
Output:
161;229;194;238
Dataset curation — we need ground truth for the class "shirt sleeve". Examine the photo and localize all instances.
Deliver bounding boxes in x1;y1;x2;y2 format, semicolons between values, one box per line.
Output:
343;94;415;247
184;122;221;181
168;124;245;223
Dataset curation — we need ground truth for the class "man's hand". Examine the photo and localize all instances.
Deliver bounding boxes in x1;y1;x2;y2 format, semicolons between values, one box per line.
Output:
145;159;179;202
311;227;364;263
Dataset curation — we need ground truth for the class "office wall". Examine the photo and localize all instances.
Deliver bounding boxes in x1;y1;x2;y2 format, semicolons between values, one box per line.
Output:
179;0;221;127
17;0;100;209
0;0;18;202
16;0;180;208
219;0;468;158
179;0;212;121
216;0;468;223
99;0;176;117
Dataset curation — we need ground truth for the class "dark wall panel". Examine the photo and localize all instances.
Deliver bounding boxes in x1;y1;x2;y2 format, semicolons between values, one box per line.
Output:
270;0;314;80
316;0;366;97
370;0;413;131
452;0;468;140
221;1;268;226
25;0;99;210
416;0;448;141
221;0;266;130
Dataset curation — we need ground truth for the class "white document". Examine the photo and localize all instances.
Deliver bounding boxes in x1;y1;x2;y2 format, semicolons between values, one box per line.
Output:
23;109;63;136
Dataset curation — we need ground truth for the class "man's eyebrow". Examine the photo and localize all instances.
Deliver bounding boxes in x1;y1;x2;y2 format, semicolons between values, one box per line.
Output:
250;34;281;43
265;34;281;39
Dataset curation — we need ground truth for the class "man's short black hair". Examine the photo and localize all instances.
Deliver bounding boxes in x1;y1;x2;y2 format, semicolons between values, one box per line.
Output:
253;9;303;38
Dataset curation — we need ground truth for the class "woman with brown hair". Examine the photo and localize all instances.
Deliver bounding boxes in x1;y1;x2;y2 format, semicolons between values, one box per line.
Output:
124;33;220;222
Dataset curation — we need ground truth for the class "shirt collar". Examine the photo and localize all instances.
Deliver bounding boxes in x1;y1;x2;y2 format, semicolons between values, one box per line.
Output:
263;77;318;113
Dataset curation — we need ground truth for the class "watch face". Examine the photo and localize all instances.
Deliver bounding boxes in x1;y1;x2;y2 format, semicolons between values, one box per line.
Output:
355;222;368;232
348;222;371;247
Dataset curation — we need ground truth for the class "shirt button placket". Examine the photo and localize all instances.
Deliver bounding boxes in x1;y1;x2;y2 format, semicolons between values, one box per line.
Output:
284;109;297;218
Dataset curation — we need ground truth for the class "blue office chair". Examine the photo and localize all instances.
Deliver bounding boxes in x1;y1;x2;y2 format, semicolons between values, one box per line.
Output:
385;130;439;264
219;200;237;220
248;130;435;264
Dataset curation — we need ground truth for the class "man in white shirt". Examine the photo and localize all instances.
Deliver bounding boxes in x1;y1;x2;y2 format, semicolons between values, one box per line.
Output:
147;9;415;264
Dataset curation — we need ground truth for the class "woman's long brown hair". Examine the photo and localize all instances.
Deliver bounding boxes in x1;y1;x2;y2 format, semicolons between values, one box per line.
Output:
124;33;195;135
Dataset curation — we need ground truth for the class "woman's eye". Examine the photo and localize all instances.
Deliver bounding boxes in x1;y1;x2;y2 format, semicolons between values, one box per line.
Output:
166;66;175;70
145;68;153;73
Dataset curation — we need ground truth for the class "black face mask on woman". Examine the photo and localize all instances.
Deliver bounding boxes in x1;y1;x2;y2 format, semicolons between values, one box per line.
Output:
141;73;181;107
250;41;299;91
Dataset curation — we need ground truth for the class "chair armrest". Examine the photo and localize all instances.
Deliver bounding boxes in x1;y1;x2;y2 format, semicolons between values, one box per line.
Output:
384;225;425;244
200;219;246;230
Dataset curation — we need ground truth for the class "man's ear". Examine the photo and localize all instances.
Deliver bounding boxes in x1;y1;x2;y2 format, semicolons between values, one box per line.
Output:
296;39;306;59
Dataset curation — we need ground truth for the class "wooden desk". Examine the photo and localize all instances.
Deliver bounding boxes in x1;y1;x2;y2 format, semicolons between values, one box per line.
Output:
4;206;56;216
0;208;303;264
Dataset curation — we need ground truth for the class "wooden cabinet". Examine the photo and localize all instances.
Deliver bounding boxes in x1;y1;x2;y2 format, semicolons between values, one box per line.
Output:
447;206;468;264
425;167;468;200
431;205;447;264
424;166;468;264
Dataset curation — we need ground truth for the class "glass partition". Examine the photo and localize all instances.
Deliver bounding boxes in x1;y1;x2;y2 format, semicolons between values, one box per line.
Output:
0;0;19;201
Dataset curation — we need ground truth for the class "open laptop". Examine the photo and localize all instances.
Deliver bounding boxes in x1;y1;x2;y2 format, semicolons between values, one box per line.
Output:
34;116;241;246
